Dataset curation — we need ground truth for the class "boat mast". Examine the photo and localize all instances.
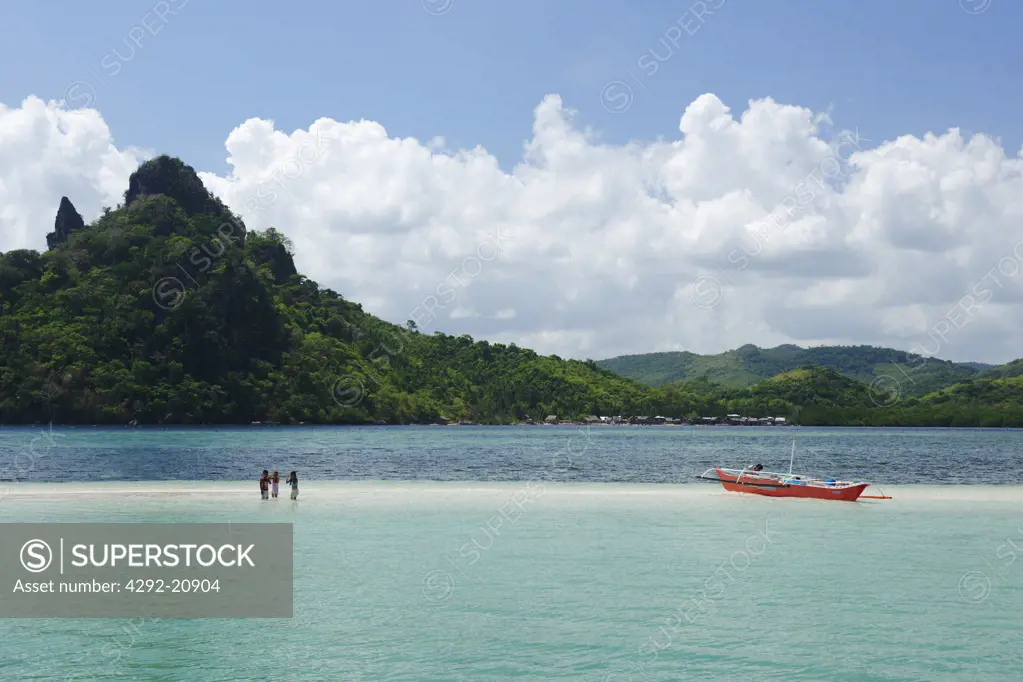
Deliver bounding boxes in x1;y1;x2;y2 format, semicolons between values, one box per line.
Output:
788;439;795;475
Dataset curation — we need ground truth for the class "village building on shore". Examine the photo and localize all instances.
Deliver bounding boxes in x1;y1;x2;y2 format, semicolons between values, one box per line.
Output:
537;414;790;426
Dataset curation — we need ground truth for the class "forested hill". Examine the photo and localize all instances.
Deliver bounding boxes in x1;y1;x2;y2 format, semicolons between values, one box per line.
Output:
598;344;996;396
1;155;1022;427
0;156;657;425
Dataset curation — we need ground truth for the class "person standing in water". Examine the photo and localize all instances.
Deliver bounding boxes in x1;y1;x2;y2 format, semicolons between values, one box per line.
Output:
271;471;280;499
286;471;298;500
259;470;270;500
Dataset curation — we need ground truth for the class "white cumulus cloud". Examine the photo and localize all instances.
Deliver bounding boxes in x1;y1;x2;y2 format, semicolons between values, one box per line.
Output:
3;93;1023;364
0;97;147;253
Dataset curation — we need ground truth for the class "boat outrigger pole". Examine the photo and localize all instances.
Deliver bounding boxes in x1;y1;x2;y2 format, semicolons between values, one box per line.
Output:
692;438;893;502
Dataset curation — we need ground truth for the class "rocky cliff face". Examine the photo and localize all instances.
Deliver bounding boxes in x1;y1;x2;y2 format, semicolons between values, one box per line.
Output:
124;156;244;234
46;197;86;251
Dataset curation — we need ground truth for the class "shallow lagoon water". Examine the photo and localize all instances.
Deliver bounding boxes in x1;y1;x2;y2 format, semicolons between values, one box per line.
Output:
1;482;1022;681
1;427;1021;680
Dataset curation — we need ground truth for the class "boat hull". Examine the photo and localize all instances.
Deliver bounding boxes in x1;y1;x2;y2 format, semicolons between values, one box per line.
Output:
713;468;868;502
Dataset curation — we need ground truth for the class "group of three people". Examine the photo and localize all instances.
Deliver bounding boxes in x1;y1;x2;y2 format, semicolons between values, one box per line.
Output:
260;470;298;500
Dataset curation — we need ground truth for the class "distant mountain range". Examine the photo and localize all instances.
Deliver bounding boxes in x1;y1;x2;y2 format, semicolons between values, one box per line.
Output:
597;344;1016;397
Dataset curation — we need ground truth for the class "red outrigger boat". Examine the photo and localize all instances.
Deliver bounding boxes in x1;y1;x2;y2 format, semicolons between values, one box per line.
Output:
697;444;891;502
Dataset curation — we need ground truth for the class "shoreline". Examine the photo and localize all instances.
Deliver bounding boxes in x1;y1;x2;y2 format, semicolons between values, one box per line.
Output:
2;423;1022;430
3;480;1023;501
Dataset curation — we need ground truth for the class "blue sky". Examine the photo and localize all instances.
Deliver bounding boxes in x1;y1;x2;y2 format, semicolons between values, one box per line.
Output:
1;0;1020;175
4;0;1023;362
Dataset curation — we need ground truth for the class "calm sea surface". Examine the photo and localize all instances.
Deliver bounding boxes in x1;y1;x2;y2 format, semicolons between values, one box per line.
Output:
1;425;1022;484
1;427;1021;681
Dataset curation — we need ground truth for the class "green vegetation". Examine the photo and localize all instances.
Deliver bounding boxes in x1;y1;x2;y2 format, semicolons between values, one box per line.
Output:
598;343;988;396
0;156;657;425
0;155;1020;427
977;359;1023;380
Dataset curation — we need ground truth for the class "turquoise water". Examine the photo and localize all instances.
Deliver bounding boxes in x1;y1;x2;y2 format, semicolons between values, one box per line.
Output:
1;427;1022;679
1;482;1022;680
